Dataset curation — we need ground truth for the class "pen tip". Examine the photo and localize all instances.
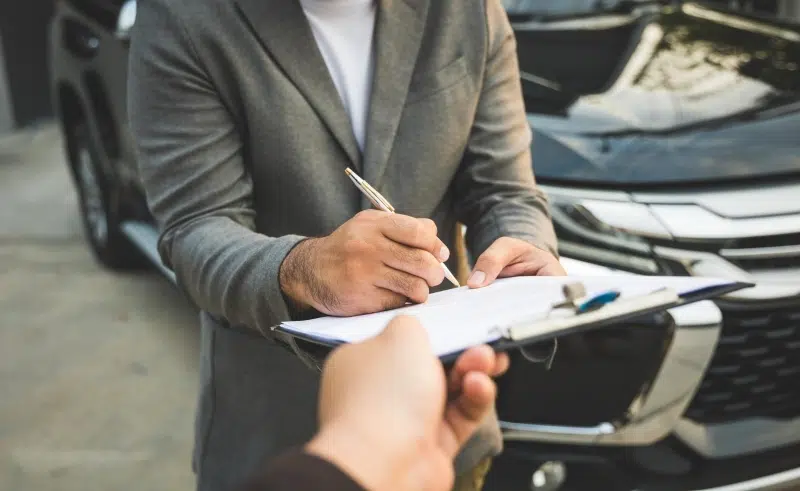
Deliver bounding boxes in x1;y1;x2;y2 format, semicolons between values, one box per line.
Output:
345;167;353;176
445;270;461;288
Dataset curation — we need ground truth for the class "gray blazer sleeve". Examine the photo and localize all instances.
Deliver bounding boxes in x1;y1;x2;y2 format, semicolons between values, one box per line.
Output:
128;0;303;333
453;0;559;258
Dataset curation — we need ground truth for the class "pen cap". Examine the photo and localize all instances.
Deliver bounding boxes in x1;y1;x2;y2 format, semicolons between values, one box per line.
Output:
562;282;586;303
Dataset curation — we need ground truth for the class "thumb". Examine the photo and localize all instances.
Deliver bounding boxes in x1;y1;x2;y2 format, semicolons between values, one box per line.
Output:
376;314;431;352
468;238;526;288
439;372;496;458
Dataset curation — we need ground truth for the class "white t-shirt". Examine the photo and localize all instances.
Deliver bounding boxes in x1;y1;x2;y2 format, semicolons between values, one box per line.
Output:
300;0;377;153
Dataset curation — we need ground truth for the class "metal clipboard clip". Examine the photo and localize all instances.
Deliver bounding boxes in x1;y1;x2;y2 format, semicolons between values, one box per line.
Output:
516;282;594;369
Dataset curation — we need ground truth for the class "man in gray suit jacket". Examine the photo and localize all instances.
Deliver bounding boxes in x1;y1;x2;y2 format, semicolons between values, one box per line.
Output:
128;0;563;490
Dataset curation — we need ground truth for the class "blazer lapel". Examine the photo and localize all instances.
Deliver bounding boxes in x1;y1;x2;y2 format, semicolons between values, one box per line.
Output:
234;0;362;169
362;0;429;195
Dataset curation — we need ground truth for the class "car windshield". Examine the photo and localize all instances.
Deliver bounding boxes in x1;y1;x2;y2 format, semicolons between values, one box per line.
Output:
502;0;655;17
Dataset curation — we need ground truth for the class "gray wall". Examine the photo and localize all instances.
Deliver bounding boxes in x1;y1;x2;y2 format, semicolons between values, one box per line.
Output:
0;0;55;130
779;0;800;21
0;33;13;134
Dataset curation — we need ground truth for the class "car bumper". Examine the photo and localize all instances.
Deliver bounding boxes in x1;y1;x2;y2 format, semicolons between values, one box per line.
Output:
694;468;800;491
485;439;800;491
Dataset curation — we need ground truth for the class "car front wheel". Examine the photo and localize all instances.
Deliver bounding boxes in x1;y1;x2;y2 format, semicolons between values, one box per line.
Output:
71;124;144;270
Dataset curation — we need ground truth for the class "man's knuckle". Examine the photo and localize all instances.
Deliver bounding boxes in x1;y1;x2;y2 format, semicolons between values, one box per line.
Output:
410;279;429;302
420;218;438;236
417;254;441;283
389;244;416;267
355;209;378;221
413;221;429;243
387;213;407;229
420;224;441;252
394;273;413;294
408;248;428;268
382;295;405;312
391;214;418;236
392;273;424;301
389;242;406;260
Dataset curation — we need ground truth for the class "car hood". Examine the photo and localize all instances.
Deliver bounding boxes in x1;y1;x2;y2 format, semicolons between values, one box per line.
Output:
514;2;800;186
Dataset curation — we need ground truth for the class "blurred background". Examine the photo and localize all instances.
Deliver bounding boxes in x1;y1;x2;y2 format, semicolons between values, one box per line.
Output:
2;0;799;132
1;1;799;491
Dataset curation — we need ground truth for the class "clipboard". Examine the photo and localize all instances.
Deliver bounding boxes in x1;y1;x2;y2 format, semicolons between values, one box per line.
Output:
439;280;750;364
272;277;753;368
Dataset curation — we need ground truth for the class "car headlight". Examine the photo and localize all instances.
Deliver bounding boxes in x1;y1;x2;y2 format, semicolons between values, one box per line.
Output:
543;187;671;274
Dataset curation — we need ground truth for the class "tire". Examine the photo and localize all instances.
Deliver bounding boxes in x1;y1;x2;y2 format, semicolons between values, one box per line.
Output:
70;124;145;270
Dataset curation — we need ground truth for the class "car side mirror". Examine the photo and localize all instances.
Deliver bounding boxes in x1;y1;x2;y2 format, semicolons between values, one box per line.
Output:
115;0;137;42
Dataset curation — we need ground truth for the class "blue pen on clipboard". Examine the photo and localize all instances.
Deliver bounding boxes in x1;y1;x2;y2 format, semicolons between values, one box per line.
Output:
520;286;620;370
576;290;621;313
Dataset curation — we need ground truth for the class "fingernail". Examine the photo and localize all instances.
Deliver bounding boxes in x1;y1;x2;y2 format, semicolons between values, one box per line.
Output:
468;270;486;286
439;246;450;262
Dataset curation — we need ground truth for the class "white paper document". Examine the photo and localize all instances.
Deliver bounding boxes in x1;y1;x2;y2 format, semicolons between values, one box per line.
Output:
277;275;738;357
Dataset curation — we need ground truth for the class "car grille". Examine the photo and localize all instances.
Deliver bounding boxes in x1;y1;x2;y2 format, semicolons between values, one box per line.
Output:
720;233;800;271
685;302;800;424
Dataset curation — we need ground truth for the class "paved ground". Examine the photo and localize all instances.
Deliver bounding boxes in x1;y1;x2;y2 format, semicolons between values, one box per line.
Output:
0;123;199;490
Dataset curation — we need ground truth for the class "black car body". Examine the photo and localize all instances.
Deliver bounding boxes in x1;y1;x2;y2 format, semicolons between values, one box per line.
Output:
49;1;800;490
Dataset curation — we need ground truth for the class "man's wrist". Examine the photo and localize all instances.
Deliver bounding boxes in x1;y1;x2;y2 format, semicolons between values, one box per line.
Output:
279;238;317;312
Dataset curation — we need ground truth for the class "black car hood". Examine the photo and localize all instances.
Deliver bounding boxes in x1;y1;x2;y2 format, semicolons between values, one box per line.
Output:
514;3;800;186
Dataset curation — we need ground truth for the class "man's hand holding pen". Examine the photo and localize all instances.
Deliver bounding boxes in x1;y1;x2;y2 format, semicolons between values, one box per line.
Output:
280;210;450;316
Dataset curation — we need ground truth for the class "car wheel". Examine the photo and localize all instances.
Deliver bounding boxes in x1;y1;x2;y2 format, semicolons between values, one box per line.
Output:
71;124;145;270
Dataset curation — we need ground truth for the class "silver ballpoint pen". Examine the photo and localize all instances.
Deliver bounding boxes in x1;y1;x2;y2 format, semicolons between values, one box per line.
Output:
345;167;461;288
